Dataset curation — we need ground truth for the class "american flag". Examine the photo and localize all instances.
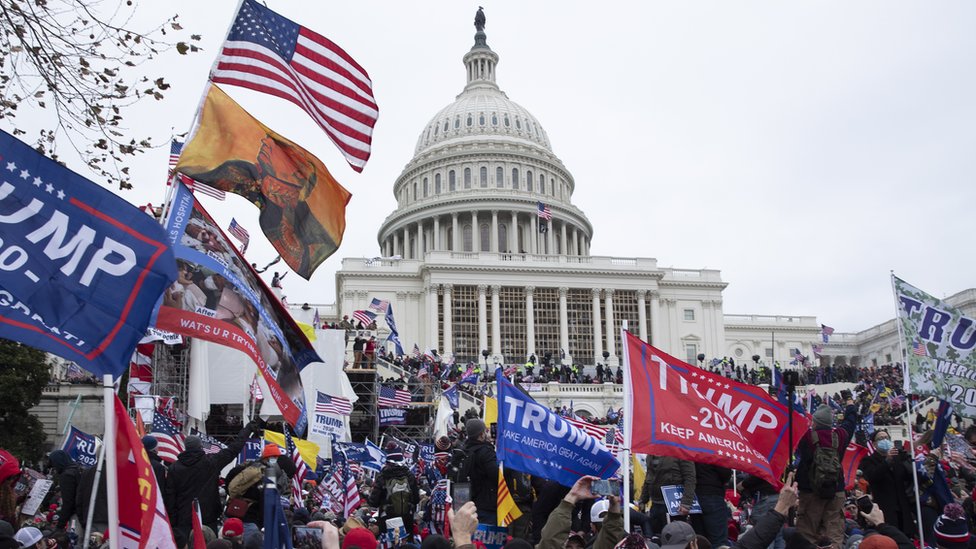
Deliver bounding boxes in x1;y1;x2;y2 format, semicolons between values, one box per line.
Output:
377;386;411;408
352;309;376;326
913;340;927;357
316;391;352;416
188;428;227;455
211;0;378;173
284;429;308;503
429;478;449;535
341;455;361;517
412;343;422;360
821;324;834;343
812;344;824;357
537;201;552;221
249;373;264;401
168;140;227;200
312;308;322;328
227;218;250;249
565;415;623;452
151;413;185;463
368;298;390;315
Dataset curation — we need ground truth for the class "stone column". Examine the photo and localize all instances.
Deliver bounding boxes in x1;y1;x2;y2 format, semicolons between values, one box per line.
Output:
451;213;459;252
637;289;648;342
571;227;578;255
526;286;536;358
649;290;660;345
592;288;603;364
559;287;569;362
478;284;488;355
604;289;617;364
472;211;480;252
546;219;554;254
560;223;567;255
426;283;437;350
433;216;441;251
491;210;499;253
401;227;409;258
510;211;518;253
416;222;423;256
491;285;501;358
528;218;536;255
443;284;453;356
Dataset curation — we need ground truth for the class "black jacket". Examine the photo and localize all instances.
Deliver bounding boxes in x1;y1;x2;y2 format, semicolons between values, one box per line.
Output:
368;463;419;523
54;464;85;529
861;450;916;537
695;463;731;497
796;405;857;494
147;450;167;490
77;465;107;528
461;438;497;517
164;425;251;534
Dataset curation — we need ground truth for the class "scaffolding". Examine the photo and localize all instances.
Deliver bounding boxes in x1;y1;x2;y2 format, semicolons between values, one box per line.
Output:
150;338;191;414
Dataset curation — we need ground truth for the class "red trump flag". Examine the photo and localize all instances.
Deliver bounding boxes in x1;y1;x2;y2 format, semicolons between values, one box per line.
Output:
623;331;809;487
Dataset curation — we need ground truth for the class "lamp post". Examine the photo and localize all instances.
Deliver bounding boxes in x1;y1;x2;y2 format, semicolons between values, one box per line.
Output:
481;349;490;381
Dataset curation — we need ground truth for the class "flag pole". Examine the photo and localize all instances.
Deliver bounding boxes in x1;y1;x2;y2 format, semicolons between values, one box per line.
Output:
102;374;120;549
620;325;631;533
890;272;926;549
82;442;106;546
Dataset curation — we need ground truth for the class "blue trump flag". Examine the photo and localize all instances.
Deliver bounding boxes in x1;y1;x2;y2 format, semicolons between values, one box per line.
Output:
386;304;404;356
263;476;293;549
0;130;176;377
495;370;619;486
61;425;99;467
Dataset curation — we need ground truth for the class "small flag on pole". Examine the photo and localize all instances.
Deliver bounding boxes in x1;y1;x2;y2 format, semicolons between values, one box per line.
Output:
537;202;552;221
167;140;226;201
228;218;250;252
352;310;376;327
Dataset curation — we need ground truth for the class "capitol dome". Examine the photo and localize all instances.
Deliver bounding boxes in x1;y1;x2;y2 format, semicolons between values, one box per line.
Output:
377;17;593;260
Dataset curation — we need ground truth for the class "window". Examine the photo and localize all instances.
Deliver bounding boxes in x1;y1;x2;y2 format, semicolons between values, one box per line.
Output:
886;353;892;363
515;117;522;130
683;309;695;321
491;113;498;126
479;113;485;126
526;170;533;192
446;227;454;251
443;120;449;132
685;344;698;364
512;168;519;190
765;348;773;358
539;173;545;193
433;124;438;136
449;170;456;191
434;174;441;194
480;224;490;251
455;117;460;129
462;224;473;252
413;182;418;200
496;167;504;188
480;166;487;188
464;168;471;189
551;178;556;195
423;177;428;197
504;115;510;127
466;115;472;127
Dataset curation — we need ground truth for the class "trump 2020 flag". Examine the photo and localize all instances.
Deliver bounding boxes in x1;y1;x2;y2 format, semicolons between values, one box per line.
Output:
622;331;808;487
495;370;619;486
61;425;100;467
0;130;177;377
893;275;976;417
175;84;351;280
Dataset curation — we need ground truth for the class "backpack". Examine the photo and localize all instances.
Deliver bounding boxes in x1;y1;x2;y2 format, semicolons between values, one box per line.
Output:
385;474;412;517
228;463;265;498
809;431;841;498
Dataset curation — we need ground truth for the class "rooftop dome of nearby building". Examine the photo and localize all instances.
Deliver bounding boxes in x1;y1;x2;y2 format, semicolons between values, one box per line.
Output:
413;18;551;156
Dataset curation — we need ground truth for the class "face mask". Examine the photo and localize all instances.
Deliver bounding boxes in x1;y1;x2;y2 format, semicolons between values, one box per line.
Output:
267;457;278;466
876;439;893;452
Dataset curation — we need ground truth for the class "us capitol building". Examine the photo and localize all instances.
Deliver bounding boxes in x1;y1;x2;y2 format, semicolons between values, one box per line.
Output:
304;13;973;370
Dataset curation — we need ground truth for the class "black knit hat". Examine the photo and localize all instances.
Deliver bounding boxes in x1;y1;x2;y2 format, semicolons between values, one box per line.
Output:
934;503;969;549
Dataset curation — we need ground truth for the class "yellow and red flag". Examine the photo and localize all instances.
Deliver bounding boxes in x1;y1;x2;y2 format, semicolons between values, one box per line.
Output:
176;84;352;279
497;465;523;527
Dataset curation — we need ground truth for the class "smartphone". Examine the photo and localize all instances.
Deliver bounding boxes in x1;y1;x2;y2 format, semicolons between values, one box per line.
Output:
452;481;471;511
293;526;323;549
591;479;621;496
490;423;497;439
856;495;873;515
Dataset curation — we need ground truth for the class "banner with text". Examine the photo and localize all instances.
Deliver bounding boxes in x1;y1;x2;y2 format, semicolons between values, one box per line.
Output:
0;130;177;377
154;183;319;434
312;412;346;441
623;331;807;487
61;426;100;467
378;407;407;427
894;275;976;417
495;370;619;487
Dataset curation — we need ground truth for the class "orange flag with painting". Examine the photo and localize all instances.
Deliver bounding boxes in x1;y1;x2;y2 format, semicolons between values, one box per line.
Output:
175;84;352;279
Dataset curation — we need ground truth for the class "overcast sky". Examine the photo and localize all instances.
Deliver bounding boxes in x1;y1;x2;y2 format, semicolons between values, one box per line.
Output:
20;1;976;334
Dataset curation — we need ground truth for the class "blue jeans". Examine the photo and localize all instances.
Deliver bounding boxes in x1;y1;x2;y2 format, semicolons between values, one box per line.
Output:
692;494;729;548
752;494;785;549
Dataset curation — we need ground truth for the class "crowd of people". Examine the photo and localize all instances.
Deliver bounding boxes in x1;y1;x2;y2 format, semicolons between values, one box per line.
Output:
4;357;976;549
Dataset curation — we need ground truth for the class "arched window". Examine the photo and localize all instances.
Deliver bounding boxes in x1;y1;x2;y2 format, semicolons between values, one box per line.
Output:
443;120;449;132
455;117;460;129
526;170;533;192
479;167;487;188
479;113;485;126
464;168;472;189
466;115;473;127
551;178;556;195
423;177;429;197
491;113;498;126
512;168;519;190
433;124;438;136
504;115;510;127
409;237;416;259
515;117;522;130
463;224;473;252
480;224;490;252
539;174;545;193
498;224;508;252
434;174;441;194
413;182;418;200
449;170;456;191
496;167;504;188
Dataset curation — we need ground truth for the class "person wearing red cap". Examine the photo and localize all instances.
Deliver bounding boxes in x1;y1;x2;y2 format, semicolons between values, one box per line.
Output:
221;517;244;548
224;440;296;535
342;526;378;549
0;450;21;525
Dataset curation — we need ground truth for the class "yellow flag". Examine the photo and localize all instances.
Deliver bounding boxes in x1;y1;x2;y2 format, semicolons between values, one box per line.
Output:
484;396;498;426
632;453;646;502
264;430;320;470
497;465;523;527
297;321;317;342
